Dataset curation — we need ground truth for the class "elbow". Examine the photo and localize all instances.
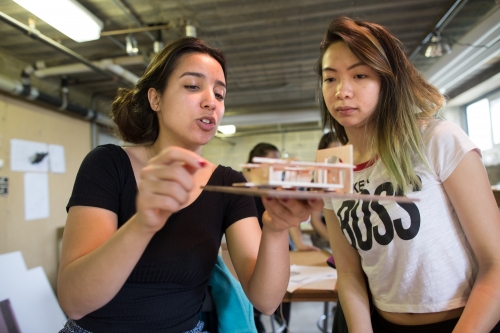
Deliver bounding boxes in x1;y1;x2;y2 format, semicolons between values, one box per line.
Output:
57;286;86;320
251;297;282;316
254;303;279;316
58;300;85;320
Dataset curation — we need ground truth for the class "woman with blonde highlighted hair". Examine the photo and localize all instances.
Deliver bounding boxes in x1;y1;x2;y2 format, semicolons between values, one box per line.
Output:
317;16;500;332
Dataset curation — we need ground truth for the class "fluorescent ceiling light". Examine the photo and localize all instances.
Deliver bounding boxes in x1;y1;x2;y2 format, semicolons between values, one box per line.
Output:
218;125;236;135
13;0;103;42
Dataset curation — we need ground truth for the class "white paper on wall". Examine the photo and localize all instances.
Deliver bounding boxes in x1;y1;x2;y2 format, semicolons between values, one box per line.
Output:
24;172;49;221
0;251;67;333
10;139;49;172
48;144;66;173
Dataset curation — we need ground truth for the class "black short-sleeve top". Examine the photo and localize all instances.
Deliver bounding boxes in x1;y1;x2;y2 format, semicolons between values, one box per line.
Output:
66;144;257;332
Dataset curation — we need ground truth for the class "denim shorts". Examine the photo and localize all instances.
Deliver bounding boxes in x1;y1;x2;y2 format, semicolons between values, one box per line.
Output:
59;319;209;333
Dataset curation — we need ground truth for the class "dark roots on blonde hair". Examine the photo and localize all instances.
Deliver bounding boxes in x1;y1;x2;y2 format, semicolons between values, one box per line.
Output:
315;16;444;193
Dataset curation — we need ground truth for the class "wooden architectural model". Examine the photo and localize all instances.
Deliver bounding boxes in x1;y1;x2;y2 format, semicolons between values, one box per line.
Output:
202;145;417;203
236;145;354;193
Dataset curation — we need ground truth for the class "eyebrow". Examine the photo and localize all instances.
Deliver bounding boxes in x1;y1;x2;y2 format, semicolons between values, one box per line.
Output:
322;62;366;72
179;71;226;88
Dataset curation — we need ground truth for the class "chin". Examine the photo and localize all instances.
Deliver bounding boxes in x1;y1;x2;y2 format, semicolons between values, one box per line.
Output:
197;133;216;146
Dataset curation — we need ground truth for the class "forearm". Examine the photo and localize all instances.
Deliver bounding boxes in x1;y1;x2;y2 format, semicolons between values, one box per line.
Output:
337;273;373;332
246;226;290;315
313;220;329;241
311;211;329;241
453;266;500;333
57;215;155;319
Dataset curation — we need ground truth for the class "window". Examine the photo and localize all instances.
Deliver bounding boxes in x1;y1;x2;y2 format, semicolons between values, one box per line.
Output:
466;96;500;150
491;97;500;145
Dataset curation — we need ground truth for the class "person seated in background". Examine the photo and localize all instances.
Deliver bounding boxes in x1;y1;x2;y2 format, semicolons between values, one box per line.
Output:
310;131;341;250
242;142;317;333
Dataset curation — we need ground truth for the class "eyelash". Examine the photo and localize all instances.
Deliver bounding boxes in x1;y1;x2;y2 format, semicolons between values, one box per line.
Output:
323;74;367;82
185;85;225;101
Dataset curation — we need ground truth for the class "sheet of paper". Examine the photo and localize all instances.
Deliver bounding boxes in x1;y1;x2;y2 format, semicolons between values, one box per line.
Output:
23;173;49;221
0;252;66;333
287;264;337;293
48;144;66;173
10;139;49;172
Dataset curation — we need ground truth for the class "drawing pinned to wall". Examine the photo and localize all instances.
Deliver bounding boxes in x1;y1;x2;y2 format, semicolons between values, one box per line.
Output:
48;144;66;174
10;139;49;172
23;173;49;221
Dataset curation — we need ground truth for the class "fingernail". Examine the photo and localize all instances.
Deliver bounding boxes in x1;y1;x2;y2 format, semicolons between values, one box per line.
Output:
310;199;317;203
281;198;289;203
199;160;206;167
265;197;273;201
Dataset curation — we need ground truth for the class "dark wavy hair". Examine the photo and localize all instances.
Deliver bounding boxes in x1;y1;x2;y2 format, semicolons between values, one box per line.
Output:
247;143;279;163
318;131;339;150
111;37;227;144
315;16;443;193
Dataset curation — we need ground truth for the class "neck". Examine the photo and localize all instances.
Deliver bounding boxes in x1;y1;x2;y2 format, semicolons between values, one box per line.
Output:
151;135;203;157
345;127;375;164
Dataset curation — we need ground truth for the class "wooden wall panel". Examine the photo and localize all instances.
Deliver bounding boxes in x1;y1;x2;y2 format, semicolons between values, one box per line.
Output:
0;94;91;291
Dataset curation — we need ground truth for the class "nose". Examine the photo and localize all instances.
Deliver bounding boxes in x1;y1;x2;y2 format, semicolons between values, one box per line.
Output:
202;89;217;111
335;79;353;100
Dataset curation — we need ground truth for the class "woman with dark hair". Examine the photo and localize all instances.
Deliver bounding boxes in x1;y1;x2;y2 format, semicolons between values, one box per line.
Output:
57;37;322;333
243;142;316;333
316;17;500;332
310;132;341;249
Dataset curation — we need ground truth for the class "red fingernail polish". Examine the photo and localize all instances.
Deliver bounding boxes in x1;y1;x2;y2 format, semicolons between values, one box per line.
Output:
281;198;289;203
265;197;273;201
199;160;206;167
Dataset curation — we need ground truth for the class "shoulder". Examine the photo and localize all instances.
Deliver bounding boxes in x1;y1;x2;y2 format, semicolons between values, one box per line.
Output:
78;144;131;175
421;119;480;181
422;119;479;153
211;165;247;186
421;119;474;144
85;144;126;160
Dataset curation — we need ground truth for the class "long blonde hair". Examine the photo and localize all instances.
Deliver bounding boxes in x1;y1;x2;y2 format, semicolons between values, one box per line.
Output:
315;16;444;194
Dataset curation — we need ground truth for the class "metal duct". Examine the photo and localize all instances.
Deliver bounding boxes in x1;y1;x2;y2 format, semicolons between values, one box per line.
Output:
408;0;468;61
0;74;114;128
0;11;131;87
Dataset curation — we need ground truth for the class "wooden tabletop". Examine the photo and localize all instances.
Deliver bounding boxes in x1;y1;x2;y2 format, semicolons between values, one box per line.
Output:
283;250;338;303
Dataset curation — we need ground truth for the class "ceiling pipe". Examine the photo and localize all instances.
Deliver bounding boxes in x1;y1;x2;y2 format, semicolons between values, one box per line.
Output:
110;0;156;41
100;24;171;37
0;74;114;128
424;7;500;93
33;55;144;78
33;59;140;85
0;11;133;87
408;0;468;61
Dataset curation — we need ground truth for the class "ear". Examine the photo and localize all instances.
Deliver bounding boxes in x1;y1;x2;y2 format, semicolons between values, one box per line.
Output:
147;88;160;112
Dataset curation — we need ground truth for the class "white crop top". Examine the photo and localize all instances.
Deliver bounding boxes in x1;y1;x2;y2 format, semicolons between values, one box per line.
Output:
324;120;480;313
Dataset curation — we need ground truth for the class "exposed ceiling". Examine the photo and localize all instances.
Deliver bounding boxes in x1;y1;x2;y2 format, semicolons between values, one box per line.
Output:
0;0;499;136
